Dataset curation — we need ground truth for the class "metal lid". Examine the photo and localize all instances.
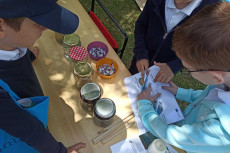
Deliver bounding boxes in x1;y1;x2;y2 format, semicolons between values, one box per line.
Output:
69;46;88;61
80;83;101;101
63;33;80;46
153;139;166;152
74;62;92;77
94;98;116;119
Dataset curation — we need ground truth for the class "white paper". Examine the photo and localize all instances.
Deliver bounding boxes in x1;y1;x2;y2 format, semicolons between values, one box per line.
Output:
124;70;147;132
110;134;147;153
124;65;184;130
110;133;178;153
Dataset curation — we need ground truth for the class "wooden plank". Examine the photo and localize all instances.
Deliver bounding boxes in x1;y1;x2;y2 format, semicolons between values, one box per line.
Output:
33;0;186;152
33;0;139;152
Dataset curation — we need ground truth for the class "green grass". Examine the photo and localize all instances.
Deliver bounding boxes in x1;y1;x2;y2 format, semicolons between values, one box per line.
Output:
79;0;139;67
79;0;206;110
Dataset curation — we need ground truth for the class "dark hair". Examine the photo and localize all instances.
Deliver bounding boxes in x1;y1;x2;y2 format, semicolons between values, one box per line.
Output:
3;17;25;32
173;2;230;71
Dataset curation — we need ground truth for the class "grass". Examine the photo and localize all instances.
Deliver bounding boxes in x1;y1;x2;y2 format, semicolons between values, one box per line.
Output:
79;0;206;110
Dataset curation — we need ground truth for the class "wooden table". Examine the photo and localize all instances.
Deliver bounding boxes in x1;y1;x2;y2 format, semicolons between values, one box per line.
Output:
33;0;186;153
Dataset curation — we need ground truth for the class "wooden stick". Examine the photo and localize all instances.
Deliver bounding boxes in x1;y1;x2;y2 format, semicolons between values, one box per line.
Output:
97;118;121;134
97;112;134;134
92;113;134;144
102;121;135;144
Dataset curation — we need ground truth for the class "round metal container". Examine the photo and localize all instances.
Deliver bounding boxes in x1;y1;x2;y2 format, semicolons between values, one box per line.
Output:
80;83;101;112
69;46;88;63
148;139;166;153
74;62;93;89
62;33;81;60
93;98;116;127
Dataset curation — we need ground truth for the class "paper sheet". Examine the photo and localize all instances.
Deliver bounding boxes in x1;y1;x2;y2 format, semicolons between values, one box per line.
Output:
124;65;184;132
110;133;178;153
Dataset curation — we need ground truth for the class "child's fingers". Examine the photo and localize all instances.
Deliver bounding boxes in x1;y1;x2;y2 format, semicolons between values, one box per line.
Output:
141;69;145;79
144;65;149;75
169;81;177;89
161;86;171;91
75;143;86;149
165;77;171;83
151;93;161;102
147;85;151;95
168;81;175;86
154;71;163;82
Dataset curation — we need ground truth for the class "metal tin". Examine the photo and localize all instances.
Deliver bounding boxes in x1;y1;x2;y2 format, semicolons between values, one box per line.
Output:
148;139;166;153
69;46;88;63
62;33;81;60
74;62;93;89
80;83;101;112
93;98;116;127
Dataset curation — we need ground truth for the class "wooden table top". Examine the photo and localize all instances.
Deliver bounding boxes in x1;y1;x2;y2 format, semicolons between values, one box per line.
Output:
33;0;186;153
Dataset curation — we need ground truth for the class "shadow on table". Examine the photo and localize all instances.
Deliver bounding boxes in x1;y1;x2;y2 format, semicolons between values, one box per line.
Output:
80;114;136;145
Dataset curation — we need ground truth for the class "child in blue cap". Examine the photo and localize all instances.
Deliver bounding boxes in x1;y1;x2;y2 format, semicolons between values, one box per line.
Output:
0;0;85;152
137;1;230;153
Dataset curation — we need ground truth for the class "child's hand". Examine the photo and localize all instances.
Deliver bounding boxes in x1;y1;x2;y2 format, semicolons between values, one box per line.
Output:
136;59;149;79
137;85;161;102
154;61;174;83
67;143;86;153
161;81;178;96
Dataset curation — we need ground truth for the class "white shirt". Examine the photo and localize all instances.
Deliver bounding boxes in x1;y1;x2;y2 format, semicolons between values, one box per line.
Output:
205;85;230;105
165;0;202;32
0;48;27;61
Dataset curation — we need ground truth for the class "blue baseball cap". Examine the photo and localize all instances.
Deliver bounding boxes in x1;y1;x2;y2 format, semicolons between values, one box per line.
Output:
0;0;79;34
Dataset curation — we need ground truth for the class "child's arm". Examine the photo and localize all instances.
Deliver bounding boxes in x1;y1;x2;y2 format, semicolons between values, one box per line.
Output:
162;81;203;104
0;89;67;153
138;99;228;153
176;87;203;103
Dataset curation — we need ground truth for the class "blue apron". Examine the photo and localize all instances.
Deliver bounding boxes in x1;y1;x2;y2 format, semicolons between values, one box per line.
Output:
0;79;49;153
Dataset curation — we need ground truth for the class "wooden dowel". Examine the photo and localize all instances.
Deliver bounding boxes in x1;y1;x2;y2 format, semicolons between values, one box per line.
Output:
102;121;135;144
92;113;134;144
97;112;134;134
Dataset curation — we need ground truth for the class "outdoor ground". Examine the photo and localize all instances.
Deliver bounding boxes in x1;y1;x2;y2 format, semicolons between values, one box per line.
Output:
79;0;206;110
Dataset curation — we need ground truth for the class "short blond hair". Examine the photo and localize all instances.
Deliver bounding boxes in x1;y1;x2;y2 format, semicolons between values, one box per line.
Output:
173;2;230;71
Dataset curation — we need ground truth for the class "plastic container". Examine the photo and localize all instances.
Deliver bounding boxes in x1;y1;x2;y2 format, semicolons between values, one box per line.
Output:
93;98;116;127
69;46;88;63
87;41;108;61
62;33;81;60
96;58;118;79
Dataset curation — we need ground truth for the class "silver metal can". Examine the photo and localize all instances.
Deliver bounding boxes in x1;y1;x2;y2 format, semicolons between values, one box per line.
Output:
80;83;101;112
93;98;116;127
